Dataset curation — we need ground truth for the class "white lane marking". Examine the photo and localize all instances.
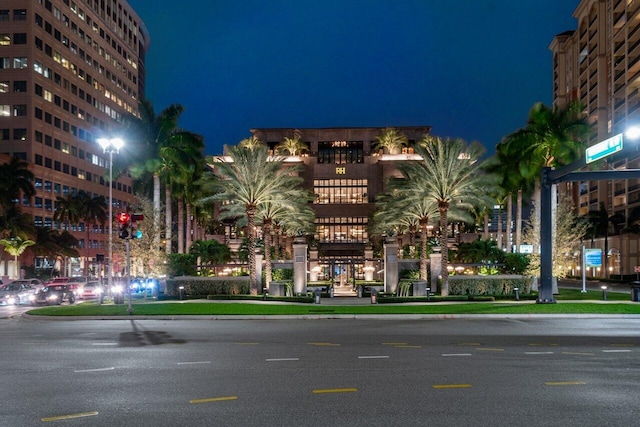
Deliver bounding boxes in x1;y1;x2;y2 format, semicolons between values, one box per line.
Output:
177;361;212;365
92;342;118;346
602;349;632;353
74;367;115;373
525;351;554;355
442;353;472;357
266;358;299;362
358;355;390;359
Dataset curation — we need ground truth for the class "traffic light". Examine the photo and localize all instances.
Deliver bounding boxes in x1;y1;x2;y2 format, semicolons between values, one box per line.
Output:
116;212;130;239
131;213;144;239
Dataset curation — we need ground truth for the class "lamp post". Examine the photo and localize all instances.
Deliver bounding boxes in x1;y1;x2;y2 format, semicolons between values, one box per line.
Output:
97;137;124;300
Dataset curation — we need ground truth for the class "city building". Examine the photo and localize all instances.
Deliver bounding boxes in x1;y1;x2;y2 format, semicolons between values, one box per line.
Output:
0;0;147;278
228;126;434;288
549;0;640;277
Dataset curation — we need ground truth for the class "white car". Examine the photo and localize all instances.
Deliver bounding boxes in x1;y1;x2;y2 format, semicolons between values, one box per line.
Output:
0;282;38;305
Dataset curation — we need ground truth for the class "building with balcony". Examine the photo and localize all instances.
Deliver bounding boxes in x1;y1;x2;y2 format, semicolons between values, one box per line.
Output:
0;0;147;278
549;0;640;277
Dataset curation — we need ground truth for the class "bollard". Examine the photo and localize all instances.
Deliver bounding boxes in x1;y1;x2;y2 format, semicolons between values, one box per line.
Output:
314;288;321;304
179;286;185;300
371;288;377;304
329;285;334;298
601;285;608;301
426;287;431;302
263;287;268;301
514;287;520;301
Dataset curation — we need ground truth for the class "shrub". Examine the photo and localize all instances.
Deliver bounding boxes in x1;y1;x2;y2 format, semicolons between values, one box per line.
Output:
166;277;250;297
448;275;533;296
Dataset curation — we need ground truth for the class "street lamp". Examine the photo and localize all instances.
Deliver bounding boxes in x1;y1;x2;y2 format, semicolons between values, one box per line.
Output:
97;137;124;300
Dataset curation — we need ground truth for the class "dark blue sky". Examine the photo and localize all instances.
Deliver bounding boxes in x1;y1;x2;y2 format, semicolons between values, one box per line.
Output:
129;0;579;156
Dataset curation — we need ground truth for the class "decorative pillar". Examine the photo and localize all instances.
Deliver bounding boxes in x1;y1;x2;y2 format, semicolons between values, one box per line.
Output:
429;252;441;294
384;239;399;294
364;245;374;281
293;237;308;295
255;253;263;292
309;246;319;282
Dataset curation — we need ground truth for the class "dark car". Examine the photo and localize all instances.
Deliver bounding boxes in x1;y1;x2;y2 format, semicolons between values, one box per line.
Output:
32;285;76;306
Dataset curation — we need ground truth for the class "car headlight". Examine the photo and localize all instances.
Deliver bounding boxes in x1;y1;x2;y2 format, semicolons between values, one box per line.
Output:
29;295;35;301
7;296;16;304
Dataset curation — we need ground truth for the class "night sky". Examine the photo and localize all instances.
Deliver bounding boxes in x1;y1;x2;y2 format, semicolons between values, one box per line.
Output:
129;0;579;156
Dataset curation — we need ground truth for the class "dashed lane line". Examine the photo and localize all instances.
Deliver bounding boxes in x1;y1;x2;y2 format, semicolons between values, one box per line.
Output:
433;384;472;389
358;355;390;359
177;361;212;365
442;353;472;357
312;388;357;394
266;358;299;362
190;396;238;404
74;367;115;373
544;381;586;386
42;412;99;422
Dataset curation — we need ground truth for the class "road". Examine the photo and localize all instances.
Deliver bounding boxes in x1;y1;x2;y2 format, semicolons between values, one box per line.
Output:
0;316;639;426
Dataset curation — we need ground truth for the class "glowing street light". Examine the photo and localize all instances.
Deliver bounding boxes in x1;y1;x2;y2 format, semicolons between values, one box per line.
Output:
97;137;124;300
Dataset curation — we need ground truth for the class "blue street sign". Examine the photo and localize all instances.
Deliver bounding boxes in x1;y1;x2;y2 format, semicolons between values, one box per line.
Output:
584;248;602;268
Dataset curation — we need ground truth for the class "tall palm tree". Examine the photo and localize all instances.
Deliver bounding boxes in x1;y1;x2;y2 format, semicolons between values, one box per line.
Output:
126;100;187;251
374;127;408;154
375;184;439;281
238;135;264;151
501;101;590;223
406;137;496;296
585;202;625;278
78;192;107;275
201;145;305;294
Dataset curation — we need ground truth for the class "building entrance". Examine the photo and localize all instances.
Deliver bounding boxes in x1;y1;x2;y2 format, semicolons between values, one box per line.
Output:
320;257;366;297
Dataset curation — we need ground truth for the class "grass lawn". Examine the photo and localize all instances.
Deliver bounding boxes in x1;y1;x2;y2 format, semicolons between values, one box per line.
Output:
26;288;640;317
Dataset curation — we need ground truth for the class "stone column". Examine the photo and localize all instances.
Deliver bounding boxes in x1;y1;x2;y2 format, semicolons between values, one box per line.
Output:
384;240;399;294
309;246;319;282
293;237;308;295
364;245;374;281
429;253;441;294
255;253;263;293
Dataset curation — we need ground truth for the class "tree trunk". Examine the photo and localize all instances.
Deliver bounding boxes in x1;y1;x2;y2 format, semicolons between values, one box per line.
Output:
153;174;161;251
264;219;272;287
497;205;503;251
516;189;523;251
483;213;489;240
506;193;513;253
246;204;258;295
419;219;428;280
165;186;172;254
533;179;541;254
177;199;184;254
438;203;450;296
186;203;193;252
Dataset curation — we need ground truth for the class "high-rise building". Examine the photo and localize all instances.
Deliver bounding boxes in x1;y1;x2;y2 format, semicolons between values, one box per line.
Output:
549;0;640;276
0;0;148;278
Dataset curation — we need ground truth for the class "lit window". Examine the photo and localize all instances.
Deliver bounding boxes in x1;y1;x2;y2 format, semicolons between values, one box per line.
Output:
13;57;27;68
0;34;9;46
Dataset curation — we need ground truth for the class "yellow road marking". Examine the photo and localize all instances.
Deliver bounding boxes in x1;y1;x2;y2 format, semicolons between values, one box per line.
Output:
395;345;422;348
433;384;472;389
313;388;357;394
476;348;504;352
42;412;99;422
610;343;635;347
308;342;341;346
382;342;407;346
544;381;585;386
190;396;238;404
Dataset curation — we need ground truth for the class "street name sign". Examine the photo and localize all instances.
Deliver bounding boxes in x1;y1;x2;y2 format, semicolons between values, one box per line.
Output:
585;133;623;164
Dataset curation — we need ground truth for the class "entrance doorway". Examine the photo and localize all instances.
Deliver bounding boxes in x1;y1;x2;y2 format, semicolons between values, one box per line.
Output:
320;258;366;297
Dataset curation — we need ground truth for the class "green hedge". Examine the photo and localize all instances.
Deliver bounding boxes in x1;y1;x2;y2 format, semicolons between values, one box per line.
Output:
166;277;250;297
448;275;533;296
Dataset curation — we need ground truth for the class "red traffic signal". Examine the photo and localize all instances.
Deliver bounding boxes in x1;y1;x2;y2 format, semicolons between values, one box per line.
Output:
131;213;144;222
116;212;131;224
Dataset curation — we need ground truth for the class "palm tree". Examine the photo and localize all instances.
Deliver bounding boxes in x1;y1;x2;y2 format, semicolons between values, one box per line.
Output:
374;127;408;154
501;101;590;223
0;236;35;279
0;156;35;211
585;202;625;278
30;227;79;278
275;131;307;156
374;184;439;281
238;135;264;151
126;100;188;251
406;137;496;296
77;192;107;275
201;144;305;294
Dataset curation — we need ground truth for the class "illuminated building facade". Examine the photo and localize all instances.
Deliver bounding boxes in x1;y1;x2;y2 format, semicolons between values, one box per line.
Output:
0;0;147;278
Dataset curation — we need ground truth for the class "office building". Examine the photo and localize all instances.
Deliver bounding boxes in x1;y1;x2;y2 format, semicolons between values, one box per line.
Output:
0;0;147;277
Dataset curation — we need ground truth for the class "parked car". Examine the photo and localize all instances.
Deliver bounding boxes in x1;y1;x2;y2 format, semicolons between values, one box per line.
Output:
9;278;44;290
80;281;103;300
32;285;76;306
0;282;38;305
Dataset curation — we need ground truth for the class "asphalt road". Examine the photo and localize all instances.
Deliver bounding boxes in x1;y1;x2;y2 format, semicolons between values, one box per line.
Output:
1;316;639;426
